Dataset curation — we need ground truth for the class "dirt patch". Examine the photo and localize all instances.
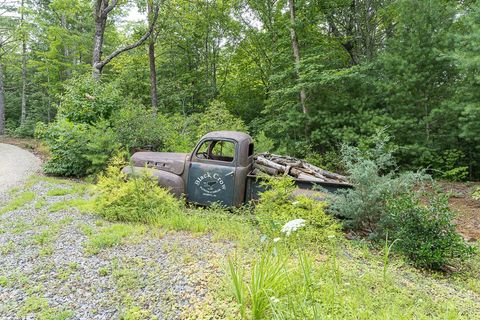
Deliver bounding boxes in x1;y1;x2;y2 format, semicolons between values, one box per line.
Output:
439;181;480;242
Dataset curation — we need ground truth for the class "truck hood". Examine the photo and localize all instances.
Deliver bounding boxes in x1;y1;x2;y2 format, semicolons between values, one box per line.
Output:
130;152;189;176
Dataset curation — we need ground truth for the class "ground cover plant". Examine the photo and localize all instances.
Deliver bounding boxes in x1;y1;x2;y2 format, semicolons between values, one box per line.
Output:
0;166;479;319
255;176;339;244
384;192;475;269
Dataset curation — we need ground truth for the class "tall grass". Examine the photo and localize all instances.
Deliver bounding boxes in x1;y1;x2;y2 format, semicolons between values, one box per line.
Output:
226;228;477;320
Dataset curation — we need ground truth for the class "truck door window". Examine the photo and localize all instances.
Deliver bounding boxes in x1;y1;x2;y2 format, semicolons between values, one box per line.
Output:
196;140;235;162
248;143;254;157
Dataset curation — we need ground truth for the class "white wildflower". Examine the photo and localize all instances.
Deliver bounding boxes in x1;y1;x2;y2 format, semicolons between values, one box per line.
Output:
292;201;300;206
281;219;306;236
273;237;281;243
270;296;280;304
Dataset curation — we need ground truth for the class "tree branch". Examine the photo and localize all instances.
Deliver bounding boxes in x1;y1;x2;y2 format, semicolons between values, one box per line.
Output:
102;0;118;17
95;5;159;70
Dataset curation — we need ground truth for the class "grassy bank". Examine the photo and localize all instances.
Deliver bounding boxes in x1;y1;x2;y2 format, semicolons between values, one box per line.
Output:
1;175;479;319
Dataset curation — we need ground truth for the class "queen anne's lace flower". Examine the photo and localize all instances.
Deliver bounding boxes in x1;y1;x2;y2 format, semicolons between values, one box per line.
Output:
273;237;281;243
270;296;280;304
281;219;306;236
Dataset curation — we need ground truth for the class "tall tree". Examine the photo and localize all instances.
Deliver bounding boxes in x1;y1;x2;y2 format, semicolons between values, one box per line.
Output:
288;0;307;115
0;60;4;135
0;0;17;134
148;0;158;112
92;0;159;80
20;0;27;125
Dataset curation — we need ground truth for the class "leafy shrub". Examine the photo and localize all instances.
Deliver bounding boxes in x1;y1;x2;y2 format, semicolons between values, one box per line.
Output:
111;105;165;151
94;164;183;224
194;100;248;140
12;118;37;138
331;131;426;232
38;119;119;176
304;150;343;173
441;166;469;182
383;193;474;269
473;187;480;200
160;100;248;153
253;131;275;153
435;149;468;181
57;74;124;124
255;176;339;244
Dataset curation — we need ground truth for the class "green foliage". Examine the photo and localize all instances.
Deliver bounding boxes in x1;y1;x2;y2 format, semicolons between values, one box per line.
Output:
332;132;426;232
228;245;286;319
0;191;35;215
38;119;119;177
194;100;248;140
93;164;184;224
57;74;124;124
473;187;480;201
255;176;340;244
111;105;165;151
12;118;37;138
383;193;474;269
85;224;146;255
304;150;343;173
3;0;480;180
253;131;275;153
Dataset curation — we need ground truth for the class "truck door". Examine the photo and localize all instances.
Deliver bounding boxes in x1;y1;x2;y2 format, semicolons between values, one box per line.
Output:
186;139;237;206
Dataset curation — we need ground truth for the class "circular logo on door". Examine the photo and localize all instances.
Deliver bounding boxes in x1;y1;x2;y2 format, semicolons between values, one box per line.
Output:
195;172;227;195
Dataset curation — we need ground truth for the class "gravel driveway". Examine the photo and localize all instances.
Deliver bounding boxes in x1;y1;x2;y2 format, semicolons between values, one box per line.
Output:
0;143;41;195
0;146;235;319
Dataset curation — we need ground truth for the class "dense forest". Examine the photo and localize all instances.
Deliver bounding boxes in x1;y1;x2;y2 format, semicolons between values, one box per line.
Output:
0;0;479;179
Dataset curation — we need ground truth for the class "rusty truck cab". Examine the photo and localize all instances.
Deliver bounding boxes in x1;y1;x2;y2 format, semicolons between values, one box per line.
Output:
185;131;254;207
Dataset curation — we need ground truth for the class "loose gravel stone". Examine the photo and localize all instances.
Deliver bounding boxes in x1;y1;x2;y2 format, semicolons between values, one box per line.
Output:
0;178;234;319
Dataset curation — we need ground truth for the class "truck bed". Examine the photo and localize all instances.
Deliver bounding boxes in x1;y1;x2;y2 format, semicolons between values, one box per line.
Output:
245;173;352;202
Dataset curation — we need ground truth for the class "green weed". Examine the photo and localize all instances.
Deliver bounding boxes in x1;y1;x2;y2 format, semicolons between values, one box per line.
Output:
32;230;53;246
98;267;110;277
35;197;48;209
46;188;72;196
1;240;15;255
0;191;35;214
48;198;91;213
0;276;8;287
18;295;73;320
84;224;146;255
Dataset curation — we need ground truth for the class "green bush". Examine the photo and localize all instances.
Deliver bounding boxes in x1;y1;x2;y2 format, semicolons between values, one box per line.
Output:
57;74;124;124
255;176;339;244
383;193;474;269
253;131;275;153
331;132;426;232
473;187;480;200
160;100;249;153
194;100;248;141
94;164;183;224
111;105;166;151
12;118;37;138
38;119;119;177
304;150;343;173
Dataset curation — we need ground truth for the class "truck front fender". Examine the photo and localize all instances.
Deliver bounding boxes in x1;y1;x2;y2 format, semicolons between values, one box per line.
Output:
122;166;185;198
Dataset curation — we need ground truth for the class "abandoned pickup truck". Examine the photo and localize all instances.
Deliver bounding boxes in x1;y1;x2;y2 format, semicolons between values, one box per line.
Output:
123;131;352;207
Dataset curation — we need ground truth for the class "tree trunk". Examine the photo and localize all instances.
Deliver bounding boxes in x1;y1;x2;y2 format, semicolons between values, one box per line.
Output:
148;0;158;113
92;0;108;80
288;0;307;115
0;61;5;135
91;0;158;80
61;13;71;77
20;0;27;125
